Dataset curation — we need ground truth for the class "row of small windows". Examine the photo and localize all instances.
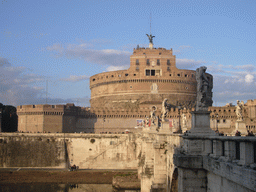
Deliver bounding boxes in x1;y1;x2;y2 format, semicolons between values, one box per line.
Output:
211;115;236;119
91;79;195;89
74;114;186;118
136;59;171;65
94;114;187;118
93;74;137;81
92;72;194;82
18;112;63;115
213;109;235;113
246;125;256;129
216;119;226;123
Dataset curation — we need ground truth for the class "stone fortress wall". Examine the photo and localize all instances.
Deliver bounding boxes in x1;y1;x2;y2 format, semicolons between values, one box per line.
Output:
17;100;256;134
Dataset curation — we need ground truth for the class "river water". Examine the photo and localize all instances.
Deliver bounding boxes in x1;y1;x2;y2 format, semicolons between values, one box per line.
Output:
0;184;140;192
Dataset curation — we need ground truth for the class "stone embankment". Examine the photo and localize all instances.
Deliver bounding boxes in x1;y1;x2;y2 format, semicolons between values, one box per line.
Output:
112;172;140;190
0;169;138;185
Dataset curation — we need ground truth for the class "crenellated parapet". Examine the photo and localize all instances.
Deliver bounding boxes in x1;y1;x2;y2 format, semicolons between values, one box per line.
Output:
89;106;194;119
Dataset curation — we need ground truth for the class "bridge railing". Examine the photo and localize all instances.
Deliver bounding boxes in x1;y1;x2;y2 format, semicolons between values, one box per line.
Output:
182;135;256;166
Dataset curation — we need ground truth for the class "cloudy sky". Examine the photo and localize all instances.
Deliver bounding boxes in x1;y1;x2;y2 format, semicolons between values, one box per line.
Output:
1;0;256;107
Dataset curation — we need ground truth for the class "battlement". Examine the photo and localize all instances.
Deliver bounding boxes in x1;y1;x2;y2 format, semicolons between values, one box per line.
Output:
17;104;65;111
246;99;256;106
17;103;85;114
132;47;171;55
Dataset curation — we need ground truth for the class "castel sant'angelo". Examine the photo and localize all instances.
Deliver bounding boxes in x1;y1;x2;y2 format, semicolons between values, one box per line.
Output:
90;36;212;110
17;34;256;134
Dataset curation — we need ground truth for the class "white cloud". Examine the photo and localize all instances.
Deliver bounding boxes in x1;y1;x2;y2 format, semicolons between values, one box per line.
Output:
61;75;89;82
106;65;129;72
0;57;11;67
212;73;256;106
245;74;254;83
46;43;64;53
176;58;205;69
0;58;69;106
47;42;131;67
232;64;255;72
173;45;192;54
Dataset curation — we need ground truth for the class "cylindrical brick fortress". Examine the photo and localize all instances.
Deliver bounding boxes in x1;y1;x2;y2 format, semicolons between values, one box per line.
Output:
90;47;213;110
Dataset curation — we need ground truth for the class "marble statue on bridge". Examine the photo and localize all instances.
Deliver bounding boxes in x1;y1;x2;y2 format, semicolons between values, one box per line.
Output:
236;100;244;121
196;66;213;111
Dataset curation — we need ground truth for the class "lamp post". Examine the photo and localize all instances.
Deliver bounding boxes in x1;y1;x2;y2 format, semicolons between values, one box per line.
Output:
103;117;105;133
216;113;219;132
177;106;182;133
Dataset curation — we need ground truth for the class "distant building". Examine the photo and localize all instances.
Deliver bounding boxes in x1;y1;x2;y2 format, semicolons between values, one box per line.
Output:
209;100;256;134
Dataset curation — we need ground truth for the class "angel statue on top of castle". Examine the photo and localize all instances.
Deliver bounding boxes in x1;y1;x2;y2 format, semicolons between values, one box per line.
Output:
146;34;155;44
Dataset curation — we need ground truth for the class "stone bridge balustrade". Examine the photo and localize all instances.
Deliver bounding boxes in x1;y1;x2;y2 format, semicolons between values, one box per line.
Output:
174;134;256;192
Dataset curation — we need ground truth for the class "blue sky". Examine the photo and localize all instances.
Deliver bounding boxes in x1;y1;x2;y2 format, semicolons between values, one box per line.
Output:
1;0;256;107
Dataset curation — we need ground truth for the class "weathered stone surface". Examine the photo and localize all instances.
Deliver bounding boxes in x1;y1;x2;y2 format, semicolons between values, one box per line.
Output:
173;154;203;169
112;173;140;190
203;156;256;192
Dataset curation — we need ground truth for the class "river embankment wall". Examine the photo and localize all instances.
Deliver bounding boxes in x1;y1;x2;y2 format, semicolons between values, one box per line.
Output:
0;133;140;169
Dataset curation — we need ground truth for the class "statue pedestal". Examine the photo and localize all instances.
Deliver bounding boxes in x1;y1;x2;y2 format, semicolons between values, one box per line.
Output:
150;125;158;132
149;43;153;49
159;121;170;133
235;120;247;135
182;126;188;133
188;111;216;136
142;126;150;132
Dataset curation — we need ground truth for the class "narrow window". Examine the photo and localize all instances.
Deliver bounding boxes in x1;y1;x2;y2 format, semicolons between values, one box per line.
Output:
157;59;160;65
167;66;170;71
136;59;139;65
167;60;170;65
151;70;155;76
147;59;150;65
146;70;150;76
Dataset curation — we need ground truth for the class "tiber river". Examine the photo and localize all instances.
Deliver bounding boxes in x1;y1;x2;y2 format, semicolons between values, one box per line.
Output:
0;184;140;192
